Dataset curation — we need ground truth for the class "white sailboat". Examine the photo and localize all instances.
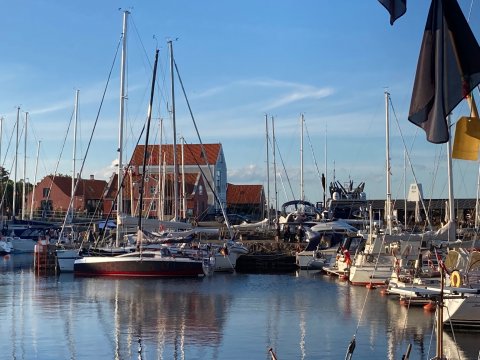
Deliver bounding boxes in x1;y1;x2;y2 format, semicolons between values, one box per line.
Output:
74;47;205;278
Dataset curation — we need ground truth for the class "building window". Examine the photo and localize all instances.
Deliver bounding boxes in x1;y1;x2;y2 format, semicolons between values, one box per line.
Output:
216;170;221;188
150;185;156;195
42;188;50;198
199;185;203;196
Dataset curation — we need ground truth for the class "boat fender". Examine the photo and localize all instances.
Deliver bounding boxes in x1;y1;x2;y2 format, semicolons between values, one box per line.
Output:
427;260;434;269
450;270;461;287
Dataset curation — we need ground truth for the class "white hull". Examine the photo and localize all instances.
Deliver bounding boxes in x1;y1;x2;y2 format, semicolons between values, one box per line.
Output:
444;295;480;328
0;239;12;254
213;242;249;272
11;237;39;253
349;265;393;285
295;251;326;270
56;249;82;272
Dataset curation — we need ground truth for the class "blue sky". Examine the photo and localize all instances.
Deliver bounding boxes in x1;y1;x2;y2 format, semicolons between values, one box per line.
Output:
1;0;480;206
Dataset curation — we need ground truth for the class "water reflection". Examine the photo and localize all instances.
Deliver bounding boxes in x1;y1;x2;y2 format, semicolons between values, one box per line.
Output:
1;259;231;359
0;255;478;359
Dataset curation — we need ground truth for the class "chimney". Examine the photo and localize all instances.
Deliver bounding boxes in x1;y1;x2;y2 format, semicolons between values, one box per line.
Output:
90;175;94;180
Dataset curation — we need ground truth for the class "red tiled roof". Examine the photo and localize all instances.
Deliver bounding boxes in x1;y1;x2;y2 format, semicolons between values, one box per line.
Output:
227;183;264;205
130;143;222;167
45;175;107;199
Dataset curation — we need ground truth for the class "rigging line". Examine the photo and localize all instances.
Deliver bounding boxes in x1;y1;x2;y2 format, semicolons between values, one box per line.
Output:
174;59;234;236
444;306;463;360
130;16;170;114
184;142;234;235
137;49;159;241
468;0;476;21
95;102;149;246
274;136;295;201
1;115;16;168
40;107;75;218
303;119;323;185
388;96;434;230
0;124;19;212
59;37;123;240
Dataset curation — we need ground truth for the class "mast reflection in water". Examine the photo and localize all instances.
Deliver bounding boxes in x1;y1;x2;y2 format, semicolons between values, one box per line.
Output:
0;254;479;359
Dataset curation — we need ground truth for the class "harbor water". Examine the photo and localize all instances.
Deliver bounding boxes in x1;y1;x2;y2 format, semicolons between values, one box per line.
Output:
1;254;478;360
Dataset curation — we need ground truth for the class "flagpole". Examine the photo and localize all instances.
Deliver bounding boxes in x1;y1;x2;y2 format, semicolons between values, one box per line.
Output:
446;115;455;241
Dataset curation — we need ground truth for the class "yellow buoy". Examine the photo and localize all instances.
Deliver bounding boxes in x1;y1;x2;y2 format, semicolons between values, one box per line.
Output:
450;270;462;287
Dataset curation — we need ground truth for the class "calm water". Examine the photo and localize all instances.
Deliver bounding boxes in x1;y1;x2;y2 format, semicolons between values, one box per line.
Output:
1;254;478;360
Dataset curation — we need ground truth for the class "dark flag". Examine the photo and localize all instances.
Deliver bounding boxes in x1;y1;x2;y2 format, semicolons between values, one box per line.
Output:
408;0;480;144
378;0;407;25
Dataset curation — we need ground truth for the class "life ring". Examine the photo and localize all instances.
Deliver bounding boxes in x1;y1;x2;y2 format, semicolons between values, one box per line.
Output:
450;270;461;287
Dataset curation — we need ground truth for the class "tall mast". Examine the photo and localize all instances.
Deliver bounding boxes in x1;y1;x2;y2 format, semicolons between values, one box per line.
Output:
265;114;270;223
0;116;2;223
168;40;179;221
137;49;159;251
71;90;79;221
30;141;41;220
446;115;455;241
272;116;279;231
158;119;163;221
22;112;28;220
385;91;392;235
324;122;327;207
300;114;304;202
0;116;2;172
181;137;186;219
12;106;19;220
116;10;128;246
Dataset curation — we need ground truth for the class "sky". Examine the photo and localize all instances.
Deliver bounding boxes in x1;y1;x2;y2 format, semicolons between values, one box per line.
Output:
1;0;480;207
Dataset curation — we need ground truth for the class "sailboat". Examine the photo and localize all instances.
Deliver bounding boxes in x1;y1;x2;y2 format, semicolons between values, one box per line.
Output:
74;48;205;278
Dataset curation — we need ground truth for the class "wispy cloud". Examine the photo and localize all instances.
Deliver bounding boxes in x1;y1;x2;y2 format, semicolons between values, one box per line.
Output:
192;78;334;111
263;87;334;111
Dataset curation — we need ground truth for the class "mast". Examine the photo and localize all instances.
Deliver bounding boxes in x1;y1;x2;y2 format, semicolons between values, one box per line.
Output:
22;112;28;220
158;119;163;221
385;91;392;235
0;116;2;224
168;40;179;221
30;141;41;219
71;90;79;222
181;137;186;219
0;116;2;172
12;106;19;220
137;49;159;251
272;116;278;229
324;121;327;208
265;114;270;223
300;113;304;202
446;115;455;241
404;149;407;229
116;10;128;247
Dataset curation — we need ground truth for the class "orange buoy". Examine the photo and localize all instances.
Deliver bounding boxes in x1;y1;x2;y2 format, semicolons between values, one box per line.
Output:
423;301;436;312
366;283;376;290
380;288;388;296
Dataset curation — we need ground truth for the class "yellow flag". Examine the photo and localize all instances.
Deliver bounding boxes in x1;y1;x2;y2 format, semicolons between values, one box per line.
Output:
452;116;480;161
